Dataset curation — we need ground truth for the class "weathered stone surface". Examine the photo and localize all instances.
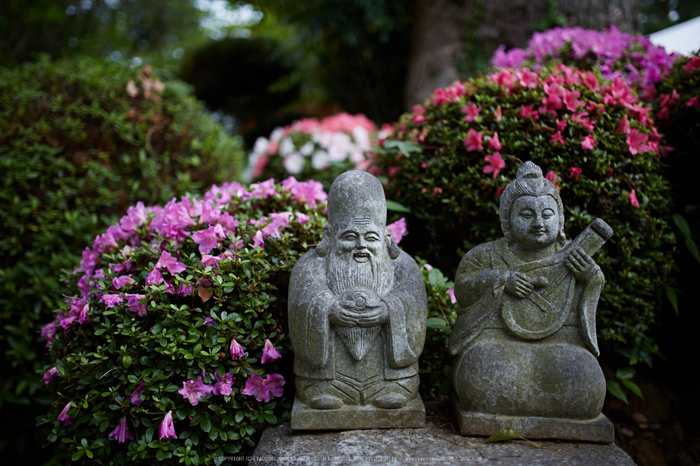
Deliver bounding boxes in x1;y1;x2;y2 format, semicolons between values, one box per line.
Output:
250;401;634;466
291;395;425;431
288;170;428;429
452;394;614;443
449;161;613;441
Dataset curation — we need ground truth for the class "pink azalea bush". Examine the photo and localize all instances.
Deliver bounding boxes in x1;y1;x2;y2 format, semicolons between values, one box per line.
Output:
38;175;415;463
247;112;386;189
372;63;675;366
38;178;329;463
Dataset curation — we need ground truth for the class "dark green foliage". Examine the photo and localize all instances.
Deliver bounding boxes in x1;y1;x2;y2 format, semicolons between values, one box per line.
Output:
0;55;245;461
372;64;675;367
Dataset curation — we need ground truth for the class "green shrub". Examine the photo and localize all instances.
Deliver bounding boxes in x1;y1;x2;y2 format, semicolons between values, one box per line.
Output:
0;55;245;460
371;63;675;366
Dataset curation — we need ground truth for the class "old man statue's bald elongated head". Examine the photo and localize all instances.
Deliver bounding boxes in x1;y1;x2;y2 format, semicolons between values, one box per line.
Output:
288;170;427;430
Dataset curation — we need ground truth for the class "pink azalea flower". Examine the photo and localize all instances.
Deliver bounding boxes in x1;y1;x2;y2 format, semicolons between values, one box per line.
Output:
178;376;213;406
204;317;214;326
581;134;596;150
550;132;565;145
192;224;227;254
463;129;483;152
155;251;186;275
563;89;582;111
145;268;164;286
446;289;456;304
618;115;631;134
230;338;245;359
423;264;433;271
628;190;640;208
44;367;60;384
109;417;133;443
295;212;310;224
461;102;481;122
101;294;123;309
626;129;649;155
516;67;538;88
687;97;699;108
201;254;223;268
242;373;286;402
545;171;559;186
494;106;502;122
483;152;505;178
281;177;328;208
386;218;408;244
213;372;236;396
125;293;147;317
488;132;502;151
261;339;282;364
569;167;583;180
41;321;56;347
411;105;426;123
130;381;145;406
159;411;177;440
58;402;72;425
253;230;265;249
113;275;136;290
78;302;90;325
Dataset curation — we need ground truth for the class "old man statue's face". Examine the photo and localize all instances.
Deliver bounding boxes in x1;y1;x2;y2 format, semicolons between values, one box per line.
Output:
510;195;560;250
334;218;383;263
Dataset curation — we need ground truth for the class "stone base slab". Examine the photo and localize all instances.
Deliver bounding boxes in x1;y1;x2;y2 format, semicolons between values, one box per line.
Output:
291;395;425;431
452;394;614;443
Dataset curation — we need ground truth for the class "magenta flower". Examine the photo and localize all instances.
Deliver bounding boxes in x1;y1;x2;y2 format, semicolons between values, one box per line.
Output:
464;129;483;152
386;218;408;244
242;374;286;402
200;254;223;268
101;294;123;309
545;171;559;187
178;376;213;406
461;102;481;122
446;289;456;304
483;152;505;178
261;339;282;364
295;212;310;224
155;251;186;275
516;67;538;88
109;417;134;443
618;115;631;134
488;132;502;151
213;372;236;396
253;230;265;249
230;338;245;359
43;367;60;384
204;317;214;326
58;402;72;425
125;293;147;317
581;134;596;150
41;321;56;347
626;129;650;155
628;190;640;208
192;224;226;254
78;302;90;325
145;268;164;286
550;132;565;145
569;167;583;180
130;381;145;406
113;275;136;290
159;411;177;440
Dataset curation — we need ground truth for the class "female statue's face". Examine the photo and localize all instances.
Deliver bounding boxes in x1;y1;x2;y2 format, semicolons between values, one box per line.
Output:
510;195;559;250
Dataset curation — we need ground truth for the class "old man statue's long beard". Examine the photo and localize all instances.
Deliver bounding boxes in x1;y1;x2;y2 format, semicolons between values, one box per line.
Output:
326;248;394;361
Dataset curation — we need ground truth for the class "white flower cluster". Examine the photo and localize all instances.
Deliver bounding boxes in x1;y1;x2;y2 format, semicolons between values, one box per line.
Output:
246;123;374;180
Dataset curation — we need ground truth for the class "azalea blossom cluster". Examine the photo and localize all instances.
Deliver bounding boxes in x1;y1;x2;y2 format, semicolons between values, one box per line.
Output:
492;26;678;101
399;63;660;202
39;177;330;460
246;112;382;179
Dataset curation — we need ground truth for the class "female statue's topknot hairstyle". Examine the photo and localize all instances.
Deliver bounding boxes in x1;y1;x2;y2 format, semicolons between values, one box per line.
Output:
499;161;565;244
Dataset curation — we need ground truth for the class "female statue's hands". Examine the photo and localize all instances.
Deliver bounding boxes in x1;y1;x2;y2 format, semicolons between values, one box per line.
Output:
565;245;597;283
505;272;534;298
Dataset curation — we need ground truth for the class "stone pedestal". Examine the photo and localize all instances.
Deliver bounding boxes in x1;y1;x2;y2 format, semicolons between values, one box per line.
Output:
250;401;634;466
291;395;425;431
452;394;614;443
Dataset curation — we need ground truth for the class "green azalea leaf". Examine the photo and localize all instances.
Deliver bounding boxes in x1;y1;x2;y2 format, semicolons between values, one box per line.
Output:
426;317;448;330
616;367;635;380
486;430;524;442
386;200;410;213
621;380;645;400
606;380;629;404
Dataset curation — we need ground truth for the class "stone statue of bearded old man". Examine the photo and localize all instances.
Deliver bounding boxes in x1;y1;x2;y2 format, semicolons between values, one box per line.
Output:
289;170;427;430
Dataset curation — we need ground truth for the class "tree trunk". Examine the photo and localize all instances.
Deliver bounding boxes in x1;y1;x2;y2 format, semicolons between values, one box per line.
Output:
405;0;640;109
